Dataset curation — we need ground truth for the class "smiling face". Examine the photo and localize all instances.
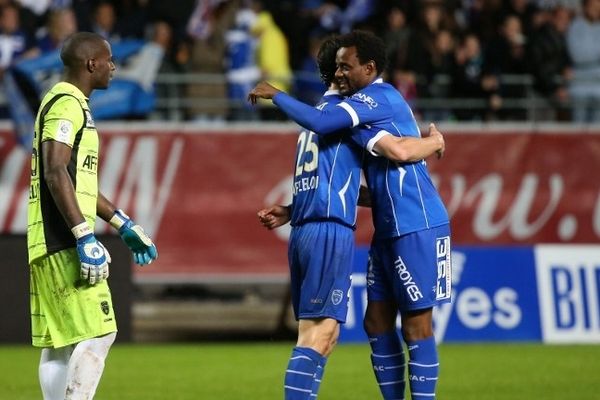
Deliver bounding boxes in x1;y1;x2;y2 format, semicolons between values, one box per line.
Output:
334;46;376;96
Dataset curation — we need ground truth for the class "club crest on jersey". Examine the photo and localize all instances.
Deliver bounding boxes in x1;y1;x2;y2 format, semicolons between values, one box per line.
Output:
84;110;96;128
331;289;344;305
351;93;378;109
100;301;110;315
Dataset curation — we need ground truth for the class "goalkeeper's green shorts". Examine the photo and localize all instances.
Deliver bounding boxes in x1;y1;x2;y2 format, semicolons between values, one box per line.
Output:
30;248;117;348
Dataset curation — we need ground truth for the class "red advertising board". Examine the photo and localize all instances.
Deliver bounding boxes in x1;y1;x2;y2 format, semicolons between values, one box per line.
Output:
1;125;599;280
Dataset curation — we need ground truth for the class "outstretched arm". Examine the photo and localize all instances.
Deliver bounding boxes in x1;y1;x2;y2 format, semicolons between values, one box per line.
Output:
372;123;445;162
248;81;353;134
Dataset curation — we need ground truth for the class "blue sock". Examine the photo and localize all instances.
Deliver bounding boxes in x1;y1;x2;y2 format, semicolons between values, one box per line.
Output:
310;356;328;397
406;337;439;400
369;332;406;400
284;347;324;400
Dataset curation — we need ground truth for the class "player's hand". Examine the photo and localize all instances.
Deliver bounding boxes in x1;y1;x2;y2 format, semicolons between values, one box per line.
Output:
257;205;291;230
248;81;280;104
76;234;111;285
427;123;445;159
110;209;158;265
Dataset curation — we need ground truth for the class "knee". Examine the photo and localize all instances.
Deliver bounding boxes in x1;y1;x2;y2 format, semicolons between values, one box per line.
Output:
401;320;433;342
363;304;396;336
297;327;339;357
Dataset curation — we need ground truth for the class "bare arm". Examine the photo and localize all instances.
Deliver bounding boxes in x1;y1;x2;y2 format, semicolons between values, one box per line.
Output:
373;123;445;162
42;140;86;228
97;193;117;222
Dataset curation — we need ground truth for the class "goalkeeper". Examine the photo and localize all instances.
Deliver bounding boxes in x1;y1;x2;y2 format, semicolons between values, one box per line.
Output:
27;32;157;400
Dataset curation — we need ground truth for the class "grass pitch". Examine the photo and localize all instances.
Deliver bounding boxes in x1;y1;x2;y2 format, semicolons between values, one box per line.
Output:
1;342;598;399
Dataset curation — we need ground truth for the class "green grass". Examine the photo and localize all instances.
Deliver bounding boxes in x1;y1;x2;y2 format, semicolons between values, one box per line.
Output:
1;342;599;399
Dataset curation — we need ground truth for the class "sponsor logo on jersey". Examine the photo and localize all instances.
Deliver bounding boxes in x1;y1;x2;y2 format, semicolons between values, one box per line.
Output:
394;256;423;301
351;93;378;109
436;236;452;301
83;154;98;171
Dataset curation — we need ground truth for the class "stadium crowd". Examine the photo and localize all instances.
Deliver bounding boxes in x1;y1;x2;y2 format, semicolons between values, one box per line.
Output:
0;0;599;122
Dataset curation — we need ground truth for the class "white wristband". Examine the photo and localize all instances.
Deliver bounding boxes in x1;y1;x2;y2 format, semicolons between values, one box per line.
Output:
109;209;128;229
71;222;92;239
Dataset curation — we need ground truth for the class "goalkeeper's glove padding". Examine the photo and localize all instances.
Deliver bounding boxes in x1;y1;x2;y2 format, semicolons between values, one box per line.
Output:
109;209;158;265
72;222;111;285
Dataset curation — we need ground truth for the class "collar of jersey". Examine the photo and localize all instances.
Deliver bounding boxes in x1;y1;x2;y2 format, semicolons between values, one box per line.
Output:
55;81;88;100
323;89;340;96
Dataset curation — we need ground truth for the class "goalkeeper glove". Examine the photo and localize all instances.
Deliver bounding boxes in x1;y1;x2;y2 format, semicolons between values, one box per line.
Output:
72;222;111;285
109;209;158;265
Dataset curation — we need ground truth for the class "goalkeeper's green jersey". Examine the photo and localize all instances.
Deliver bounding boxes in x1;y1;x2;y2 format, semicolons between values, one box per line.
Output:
27;82;100;264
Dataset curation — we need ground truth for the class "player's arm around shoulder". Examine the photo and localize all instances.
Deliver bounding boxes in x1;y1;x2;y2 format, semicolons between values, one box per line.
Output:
372;123;445;162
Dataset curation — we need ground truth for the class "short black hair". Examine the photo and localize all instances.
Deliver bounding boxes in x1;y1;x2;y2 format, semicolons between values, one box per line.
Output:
60;32;106;69
316;35;340;86
338;30;387;75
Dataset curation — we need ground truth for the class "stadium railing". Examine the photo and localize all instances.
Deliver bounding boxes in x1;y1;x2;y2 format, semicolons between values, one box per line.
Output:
151;72;573;123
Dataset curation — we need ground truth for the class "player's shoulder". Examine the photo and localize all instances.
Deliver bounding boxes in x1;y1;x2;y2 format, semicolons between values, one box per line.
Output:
43;83;86;110
318;90;344;109
347;79;395;107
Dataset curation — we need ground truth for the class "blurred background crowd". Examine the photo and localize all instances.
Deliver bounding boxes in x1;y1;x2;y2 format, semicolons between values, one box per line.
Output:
0;0;599;123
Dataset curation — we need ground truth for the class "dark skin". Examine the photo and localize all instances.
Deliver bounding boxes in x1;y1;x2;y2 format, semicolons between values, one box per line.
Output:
43;37;117;229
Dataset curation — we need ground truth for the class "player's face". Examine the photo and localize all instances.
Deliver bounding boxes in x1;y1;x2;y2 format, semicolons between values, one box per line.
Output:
92;41;115;90
335;46;373;96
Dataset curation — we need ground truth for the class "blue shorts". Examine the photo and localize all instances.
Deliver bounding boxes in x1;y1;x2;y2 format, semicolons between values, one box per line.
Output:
288;221;354;323
367;224;452;312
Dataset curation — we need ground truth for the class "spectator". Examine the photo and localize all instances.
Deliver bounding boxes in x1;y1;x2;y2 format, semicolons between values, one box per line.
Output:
528;5;572;120
484;14;530;120
225;2;259;120
0;2;35;71
34;8;77;53
402;0;457;117
92;1;121;42
426;29;456;120
383;5;411;78
147;20;181;120
185;0;235;122
502;0;544;37
249;0;291;120
451;32;498;120
566;0;600;123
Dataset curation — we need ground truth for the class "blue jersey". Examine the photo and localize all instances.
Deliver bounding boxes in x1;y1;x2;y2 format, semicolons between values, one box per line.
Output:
274;78;449;238
290;90;364;229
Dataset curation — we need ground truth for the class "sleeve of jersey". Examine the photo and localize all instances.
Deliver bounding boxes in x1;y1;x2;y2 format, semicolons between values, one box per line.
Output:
41;97;84;148
273;92;354;134
350;126;391;156
340;93;393;126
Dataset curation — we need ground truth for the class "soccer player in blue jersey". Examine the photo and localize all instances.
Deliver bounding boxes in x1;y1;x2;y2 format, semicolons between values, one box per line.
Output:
251;30;451;400
258;35;365;400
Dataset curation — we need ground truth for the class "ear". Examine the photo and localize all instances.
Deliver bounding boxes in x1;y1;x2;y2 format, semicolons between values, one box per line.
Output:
365;60;376;76
86;59;96;73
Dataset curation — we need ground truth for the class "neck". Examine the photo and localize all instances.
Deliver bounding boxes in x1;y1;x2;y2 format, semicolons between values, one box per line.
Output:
63;74;92;97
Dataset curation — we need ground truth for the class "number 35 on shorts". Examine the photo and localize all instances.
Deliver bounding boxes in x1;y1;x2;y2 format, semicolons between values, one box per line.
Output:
436;236;452;301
